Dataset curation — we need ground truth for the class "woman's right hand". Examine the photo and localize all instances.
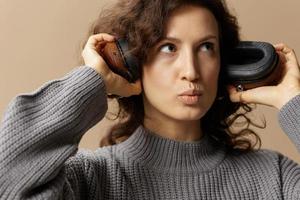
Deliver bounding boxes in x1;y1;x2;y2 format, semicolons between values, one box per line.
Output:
81;33;142;97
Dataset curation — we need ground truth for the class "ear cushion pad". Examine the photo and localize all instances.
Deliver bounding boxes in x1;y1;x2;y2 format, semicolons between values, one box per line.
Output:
225;41;280;90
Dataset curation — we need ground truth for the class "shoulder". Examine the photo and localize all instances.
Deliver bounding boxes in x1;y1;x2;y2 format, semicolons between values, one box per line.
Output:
225;147;300;172
246;148;282;160
61;146;119;194
217;148;287;187
64;146;114;176
224;148;285;170
64;145;116;175
62;145;120;190
232;147;283;159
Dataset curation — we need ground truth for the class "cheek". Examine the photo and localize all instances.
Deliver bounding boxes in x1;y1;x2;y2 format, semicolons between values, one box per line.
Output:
205;67;219;84
199;61;220;99
202;58;220;83
142;65;173;94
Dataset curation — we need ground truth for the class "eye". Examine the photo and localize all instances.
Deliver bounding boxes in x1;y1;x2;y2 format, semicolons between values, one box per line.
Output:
199;42;214;52
159;43;177;53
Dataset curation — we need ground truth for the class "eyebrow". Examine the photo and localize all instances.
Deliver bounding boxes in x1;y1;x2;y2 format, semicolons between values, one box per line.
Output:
160;35;218;44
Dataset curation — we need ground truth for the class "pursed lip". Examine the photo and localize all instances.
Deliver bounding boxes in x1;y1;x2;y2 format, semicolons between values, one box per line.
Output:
178;89;203;96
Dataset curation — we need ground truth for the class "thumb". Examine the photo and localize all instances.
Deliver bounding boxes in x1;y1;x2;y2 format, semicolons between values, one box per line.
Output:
227;85;278;106
120;79;142;97
110;75;142;97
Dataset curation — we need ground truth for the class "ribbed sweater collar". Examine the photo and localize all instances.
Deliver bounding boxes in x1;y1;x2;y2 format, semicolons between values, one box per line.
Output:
117;124;227;173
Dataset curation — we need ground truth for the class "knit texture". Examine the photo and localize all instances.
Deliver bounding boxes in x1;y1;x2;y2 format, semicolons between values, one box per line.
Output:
1;66;300;199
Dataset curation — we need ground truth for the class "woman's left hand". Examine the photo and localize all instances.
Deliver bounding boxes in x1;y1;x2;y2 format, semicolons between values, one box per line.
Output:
227;43;300;110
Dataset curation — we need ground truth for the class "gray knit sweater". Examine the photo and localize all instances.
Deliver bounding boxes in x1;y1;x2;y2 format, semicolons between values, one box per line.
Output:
1;66;300;200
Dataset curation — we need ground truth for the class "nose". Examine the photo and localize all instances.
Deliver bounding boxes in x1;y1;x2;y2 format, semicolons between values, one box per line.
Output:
180;49;200;82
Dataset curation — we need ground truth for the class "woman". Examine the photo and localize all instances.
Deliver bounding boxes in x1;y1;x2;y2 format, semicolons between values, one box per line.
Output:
1;0;300;199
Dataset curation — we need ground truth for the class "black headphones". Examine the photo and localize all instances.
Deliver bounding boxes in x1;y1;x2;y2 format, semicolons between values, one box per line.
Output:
97;39;280;91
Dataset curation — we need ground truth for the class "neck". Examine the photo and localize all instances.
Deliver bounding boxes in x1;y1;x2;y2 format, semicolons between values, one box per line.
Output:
144;115;203;142
116;124;227;172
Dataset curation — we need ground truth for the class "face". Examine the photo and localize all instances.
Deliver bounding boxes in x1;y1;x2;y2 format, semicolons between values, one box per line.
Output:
142;5;220;123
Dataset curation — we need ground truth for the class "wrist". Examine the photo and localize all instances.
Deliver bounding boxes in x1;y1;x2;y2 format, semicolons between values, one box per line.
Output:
86;65;113;92
275;90;300;110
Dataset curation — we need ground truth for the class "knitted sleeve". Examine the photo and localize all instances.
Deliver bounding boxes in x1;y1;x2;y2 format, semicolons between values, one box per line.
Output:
0;66;108;199
278;94;300;199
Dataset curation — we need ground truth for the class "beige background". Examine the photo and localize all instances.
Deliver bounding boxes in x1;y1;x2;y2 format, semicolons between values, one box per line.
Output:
1;0;300;163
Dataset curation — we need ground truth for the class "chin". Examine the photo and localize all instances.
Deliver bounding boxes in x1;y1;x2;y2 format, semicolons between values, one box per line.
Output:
171;108;207;121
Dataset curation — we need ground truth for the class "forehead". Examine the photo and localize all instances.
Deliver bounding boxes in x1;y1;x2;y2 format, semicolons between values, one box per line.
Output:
163;5;219;38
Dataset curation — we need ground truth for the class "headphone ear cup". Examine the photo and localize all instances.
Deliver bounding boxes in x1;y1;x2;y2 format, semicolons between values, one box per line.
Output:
116;38;140;83
225;41;281;91
96;38;140;83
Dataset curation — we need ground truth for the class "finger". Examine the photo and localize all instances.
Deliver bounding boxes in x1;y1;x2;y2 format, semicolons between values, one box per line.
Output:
276;43;293;54
274;43;297;59
89;33;116;43
273;43;292;53
274;43;299;67
274;43;285;51
113;75;142;97
130;79;143;95
227;85;277;106
226;85;246;103
86;33;116;48
122;79;142;96
277;51;288;65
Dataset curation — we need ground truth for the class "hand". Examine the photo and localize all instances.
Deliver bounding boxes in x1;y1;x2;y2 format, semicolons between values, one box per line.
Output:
227;43;300;110
81;33;142;97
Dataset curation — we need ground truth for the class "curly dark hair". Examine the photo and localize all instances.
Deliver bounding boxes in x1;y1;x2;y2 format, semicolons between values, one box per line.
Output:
77;0;266;154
